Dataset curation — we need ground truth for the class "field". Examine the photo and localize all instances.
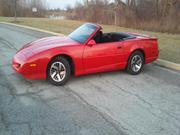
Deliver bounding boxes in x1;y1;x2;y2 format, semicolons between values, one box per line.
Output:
0;17;179;64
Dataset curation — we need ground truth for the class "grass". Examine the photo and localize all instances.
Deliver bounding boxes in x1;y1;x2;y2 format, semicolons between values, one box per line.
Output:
0;17;180;64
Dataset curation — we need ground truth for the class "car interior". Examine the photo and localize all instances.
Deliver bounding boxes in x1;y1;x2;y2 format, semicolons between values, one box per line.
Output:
93;31;136;44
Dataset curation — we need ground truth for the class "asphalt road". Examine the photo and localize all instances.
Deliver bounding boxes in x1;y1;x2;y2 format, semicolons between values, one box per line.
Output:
0;23;180;135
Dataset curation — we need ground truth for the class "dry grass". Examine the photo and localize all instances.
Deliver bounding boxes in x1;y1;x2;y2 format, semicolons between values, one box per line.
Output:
0;17;180;64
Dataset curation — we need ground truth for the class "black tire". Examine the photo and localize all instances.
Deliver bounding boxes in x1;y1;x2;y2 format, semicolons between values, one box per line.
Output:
126;51;144;75
47;56;71;86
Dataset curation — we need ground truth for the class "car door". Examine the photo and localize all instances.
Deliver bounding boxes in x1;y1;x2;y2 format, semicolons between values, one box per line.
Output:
83;41;125;74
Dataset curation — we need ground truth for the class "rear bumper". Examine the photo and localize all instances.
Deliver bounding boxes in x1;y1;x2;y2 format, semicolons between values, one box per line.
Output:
145;57;158;64
145;52;159;64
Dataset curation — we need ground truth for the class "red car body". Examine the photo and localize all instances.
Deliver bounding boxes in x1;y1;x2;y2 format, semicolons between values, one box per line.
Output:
12;23;159;79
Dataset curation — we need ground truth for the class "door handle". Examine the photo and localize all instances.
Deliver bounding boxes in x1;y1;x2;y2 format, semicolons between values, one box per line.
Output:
117;46;122;49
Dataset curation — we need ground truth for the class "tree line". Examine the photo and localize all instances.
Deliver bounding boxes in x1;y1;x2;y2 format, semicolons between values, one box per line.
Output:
0;0;47;17
0;0;179;33
66;0;180;33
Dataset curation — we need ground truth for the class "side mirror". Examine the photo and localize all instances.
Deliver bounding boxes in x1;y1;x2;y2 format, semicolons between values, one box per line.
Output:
87;39;96;47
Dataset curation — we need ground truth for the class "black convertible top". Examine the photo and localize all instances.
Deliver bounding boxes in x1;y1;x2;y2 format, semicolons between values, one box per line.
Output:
93;31;136;43
112;32;136;41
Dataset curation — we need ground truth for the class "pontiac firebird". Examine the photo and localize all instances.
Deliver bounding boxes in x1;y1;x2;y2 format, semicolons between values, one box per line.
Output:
12;23;159;85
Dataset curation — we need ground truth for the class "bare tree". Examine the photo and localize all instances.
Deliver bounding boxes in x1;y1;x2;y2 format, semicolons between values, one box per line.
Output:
0;0;47;17
66;0;180;33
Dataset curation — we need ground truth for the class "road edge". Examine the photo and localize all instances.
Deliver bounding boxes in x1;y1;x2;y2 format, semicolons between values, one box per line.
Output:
153;59;180;71
0;22;64;36
1;21;180;71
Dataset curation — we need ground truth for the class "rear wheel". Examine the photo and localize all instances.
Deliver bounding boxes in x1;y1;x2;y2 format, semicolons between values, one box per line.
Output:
126;51;144;75
47;57;71;86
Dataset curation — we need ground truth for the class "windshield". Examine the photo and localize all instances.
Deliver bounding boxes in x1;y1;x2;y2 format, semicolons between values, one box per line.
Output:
68;24;97;43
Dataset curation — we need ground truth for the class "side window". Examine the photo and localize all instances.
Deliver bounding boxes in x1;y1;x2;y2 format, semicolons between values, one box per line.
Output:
101;34;112;43
93;32;113;44
93;31;103;44
93;32;130;44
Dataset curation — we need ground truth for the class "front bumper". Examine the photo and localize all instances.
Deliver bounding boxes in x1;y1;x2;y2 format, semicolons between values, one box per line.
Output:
12;54;46;79
12;54;26;74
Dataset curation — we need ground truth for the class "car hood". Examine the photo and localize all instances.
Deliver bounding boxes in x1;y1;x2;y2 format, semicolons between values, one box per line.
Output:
18;36;79;58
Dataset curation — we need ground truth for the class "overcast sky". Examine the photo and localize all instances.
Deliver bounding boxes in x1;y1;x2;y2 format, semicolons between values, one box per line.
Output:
46;0;116;9
46;0;83;9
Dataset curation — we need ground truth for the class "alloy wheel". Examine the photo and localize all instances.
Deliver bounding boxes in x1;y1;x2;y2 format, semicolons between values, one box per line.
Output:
50;62;66;82
131;55;143;72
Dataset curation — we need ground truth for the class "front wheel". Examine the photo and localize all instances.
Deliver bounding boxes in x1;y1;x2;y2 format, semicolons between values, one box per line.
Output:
126;51;144;75
47;57;71;86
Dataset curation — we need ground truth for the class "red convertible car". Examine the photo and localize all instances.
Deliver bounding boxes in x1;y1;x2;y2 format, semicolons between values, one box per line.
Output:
12;23;159;85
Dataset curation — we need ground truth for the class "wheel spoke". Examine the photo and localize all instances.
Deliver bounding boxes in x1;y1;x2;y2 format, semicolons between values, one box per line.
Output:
137;59;142;64
56;74;61;81
60;71;65;75
135;56;138;61
135;64;140;70
131;58;136;64
132;65;136;71
51;71;57;79
56;63;59;70
59;63;63;70
52;65;58;70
